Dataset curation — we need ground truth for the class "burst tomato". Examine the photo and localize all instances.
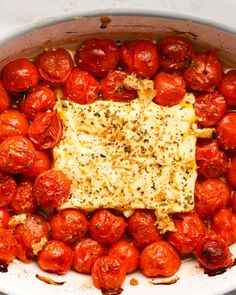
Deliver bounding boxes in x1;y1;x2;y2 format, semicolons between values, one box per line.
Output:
0;228;17;265
0;207;10;229
219;69;236;107
0;172;17;206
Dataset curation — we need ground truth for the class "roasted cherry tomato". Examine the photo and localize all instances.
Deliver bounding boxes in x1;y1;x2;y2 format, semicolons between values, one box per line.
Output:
2;58;39;93
100;70;137;102
0;228;17;265
183;51;222;92
212;208;236;245
194;179;230;220
74;38;120;78
194;234;233;274
108;239;139;274
167;212;205;254
153;71;186;106
10;181;36;214
28;112;62;150
50;209;88;244
0;207;10;229
120;40;160;78
21;150;51;180
194;92;226;128
217;113;236;153
89;209;126;246
0;109;29;142
38;240;73;274
0;136;35;174
21;85;56;120
92;256;126;291
159;36;193;72
0;172;17;206
35;48;73;86
13;214;49;262
63;68;101;104
0;81;11;113
72;238;105;274
219;70;236;107
140;241;181;277
231;192;236;213
196;139;219;161
127;209;161;248
33;169;71;209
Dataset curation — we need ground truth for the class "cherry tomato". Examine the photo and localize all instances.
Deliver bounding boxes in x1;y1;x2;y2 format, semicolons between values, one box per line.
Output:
21;150;51;180
100;70;137;102
0;109;29;142
120;40;160;78
91;256;126;291
0;172;17;206
33;169;71;209
28;112;62;150
21;85;56;121
38;240;73;274
127;209;161;248
219;70;236;107
153;71;186;106
74;38;120;78
183;51;222;92
0;207;10;228
194;179;230;220
35;48;73;86
0;81;11;113
2;58;39;93
194;92;226;128
196;139;219;161
0;228;17;265
72;238;105;274
50;209;88;244
194;234;232;273
0;136;35;174
108;239;139;273
231;192;236;213
63;68;101;104
89;209;126;246
140;241;181;277
167;213;205;254
10;181;36;214
212;208;236;245
217;113;236;153
13;214;49;262
159;36;193;72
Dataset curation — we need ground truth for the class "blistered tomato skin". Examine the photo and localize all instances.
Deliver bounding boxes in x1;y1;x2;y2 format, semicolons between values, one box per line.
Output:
0;172;17;206
0;228;17;265
183;51;222;92
140;241;181;278
108;239;140;273
227;157;236;188
160;36;193;72
0;136;35;174
0;109;29;142
101;70;137;102
63;68;101;104
194;92;226;128
217;113;236;153
2;58;39;93
127;209;161;248
153;71;186;106
28;112;62;150
21;86;56;121
219;70;236;107
73;238;105;274
231;192;236;213
167;213;205;254
194;179;230;220
121;40;160;78
38;240;73;275
0;207;10;229
0;81;11;113
33;169;71;209
75;38;120;78
196;140;220;161
92;256;126;291
50;209;88;244
89;209;126;246
35;48;73;86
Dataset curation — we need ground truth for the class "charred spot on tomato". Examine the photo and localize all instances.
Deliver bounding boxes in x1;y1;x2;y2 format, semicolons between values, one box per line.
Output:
0;261;8;273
